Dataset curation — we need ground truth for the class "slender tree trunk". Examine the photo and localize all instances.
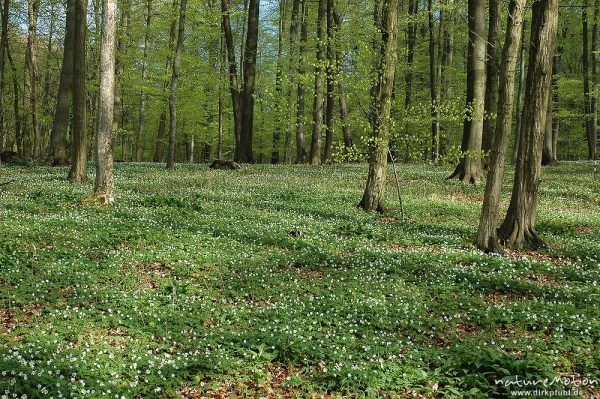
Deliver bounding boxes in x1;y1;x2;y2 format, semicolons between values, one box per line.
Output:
322;0;335;163
283;0;301;163
512;19;527;163
438;0;453;157
405;0;417;110
153;0;177;162
238;0;259;163
476;0;525;253
136;0;151;162
221;0;242;156
48;0;74;166
113;1;129;145
583;0;595;160
217;32;225;160
166;0;187;169
427;0;439;161
22;0;40;159
0;0;10;153
498;0;558;250
6;43;20;151
69;0;88;182
552;31;565;161
94;0;117;204
309;0;327;165
295;0;308;163
448;0;486;183
542;94;558;165
359;0;398;212
482;0;500;161
29;0;41;159
591;0;599;160
271;0;286;164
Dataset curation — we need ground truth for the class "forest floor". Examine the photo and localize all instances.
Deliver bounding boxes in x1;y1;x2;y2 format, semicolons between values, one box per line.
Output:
0;162;599;398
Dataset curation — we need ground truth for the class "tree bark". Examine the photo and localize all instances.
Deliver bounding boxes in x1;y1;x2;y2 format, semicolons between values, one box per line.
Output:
167;0;187;169
237;0;259;163
498;0;558;250
0;0;10;153
322;0;335;163
476;0;525;253
271;0;286;164
542;93;558;166
583;0;596;160
48;0;75;166
309;0;327;165
283;0;301;163
113;1;129;149
482;0;500;160
295;0;308;163
94;0;117;204
153;0;178;162
591;0;599;160
136;0;152;162
448;0;486;183
427;0;439;161
6;42;20;151
22;0;40;160
221;0;242;156
512;19;527;163
69;0;88;182
359;0;398;212
405;0;418;110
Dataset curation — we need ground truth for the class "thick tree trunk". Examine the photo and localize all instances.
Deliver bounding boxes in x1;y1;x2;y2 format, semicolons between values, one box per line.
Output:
498;0;558;250
512;19;527;163
48;0;75;166
427;0;439;161
309;0;327;165
295;0;308;163
482;0;500;160
136;0;152;162
166;0;187;169
237;0;259;163
69;0;88;182
94;0;117;204
221;0;242;156
476;0;525;253
448;0;486;183
359;0;398;212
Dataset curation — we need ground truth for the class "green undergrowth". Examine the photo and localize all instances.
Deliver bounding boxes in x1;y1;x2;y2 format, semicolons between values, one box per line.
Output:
0;162;598;398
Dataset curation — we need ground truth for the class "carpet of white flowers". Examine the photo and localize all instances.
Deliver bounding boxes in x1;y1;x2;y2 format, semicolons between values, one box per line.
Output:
0;162;598;398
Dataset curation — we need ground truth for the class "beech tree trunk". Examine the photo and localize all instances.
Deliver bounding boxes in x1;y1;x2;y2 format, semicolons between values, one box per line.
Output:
405;0;418;110
427;0;439;161
498;0;558;250
448;0;486;183
113;1;129;150
6;42;20;151
271;0;286;164
476;0;525;253
322;0;335;164
68;0;88;182
591;0;599;160
136;0;152;162
153;0;177;162
295;0;308;163
94;0;117;204
283;0;301;163
48;0;74;166
166;0;187;169
309;0;327;165
22;0;40;160
0;0;10;153
583;0;596;160
512;19;527;163
358;0;398;212
237;0;259;163
482;0;500;160
542;94;558;165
